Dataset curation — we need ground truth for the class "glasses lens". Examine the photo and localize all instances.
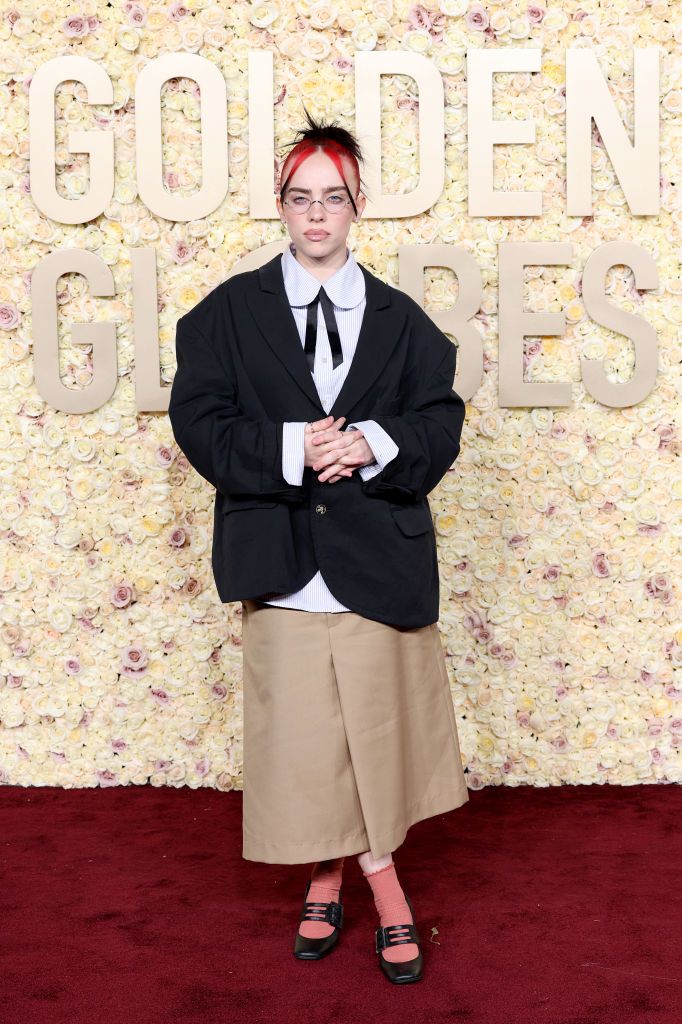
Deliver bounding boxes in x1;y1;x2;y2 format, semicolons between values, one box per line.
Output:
324;194;347;212
283;195;349;213
287;196;311;212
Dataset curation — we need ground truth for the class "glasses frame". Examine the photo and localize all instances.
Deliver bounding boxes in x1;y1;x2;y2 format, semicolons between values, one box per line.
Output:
281;193;354;215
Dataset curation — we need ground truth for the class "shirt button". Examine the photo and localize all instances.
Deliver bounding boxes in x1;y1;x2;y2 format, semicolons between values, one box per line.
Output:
316;504;327;515
322;357;329;364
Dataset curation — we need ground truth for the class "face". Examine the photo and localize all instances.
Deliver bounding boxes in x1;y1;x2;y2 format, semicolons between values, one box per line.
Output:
276;149;366;271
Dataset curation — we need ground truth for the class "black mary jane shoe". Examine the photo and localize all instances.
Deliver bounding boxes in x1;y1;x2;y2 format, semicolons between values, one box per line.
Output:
293;879;344;960
375;892;424;984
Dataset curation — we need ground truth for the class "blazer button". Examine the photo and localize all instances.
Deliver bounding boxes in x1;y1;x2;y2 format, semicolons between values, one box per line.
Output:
315;503;327;515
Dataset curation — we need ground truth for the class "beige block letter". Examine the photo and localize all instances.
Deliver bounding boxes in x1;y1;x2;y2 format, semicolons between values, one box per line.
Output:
32;249;117;413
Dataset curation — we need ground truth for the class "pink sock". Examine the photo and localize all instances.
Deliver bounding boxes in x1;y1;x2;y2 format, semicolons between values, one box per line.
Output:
364;862;419;964
298;857;345;939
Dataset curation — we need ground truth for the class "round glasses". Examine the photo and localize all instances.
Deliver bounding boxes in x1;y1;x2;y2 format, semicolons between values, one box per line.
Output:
282;193;353;215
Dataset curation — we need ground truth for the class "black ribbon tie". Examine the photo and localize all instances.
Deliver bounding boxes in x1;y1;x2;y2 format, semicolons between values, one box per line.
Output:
304;286;343;373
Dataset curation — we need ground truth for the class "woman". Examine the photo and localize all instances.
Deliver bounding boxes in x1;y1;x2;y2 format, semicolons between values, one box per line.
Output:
168;109;469;985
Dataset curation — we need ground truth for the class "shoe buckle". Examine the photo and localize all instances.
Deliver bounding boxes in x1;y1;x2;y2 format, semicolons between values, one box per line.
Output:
301;899;344;929
375;923;420;954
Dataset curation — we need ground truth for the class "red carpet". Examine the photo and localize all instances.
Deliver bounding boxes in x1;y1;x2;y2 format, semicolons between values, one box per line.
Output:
1;783;681;1023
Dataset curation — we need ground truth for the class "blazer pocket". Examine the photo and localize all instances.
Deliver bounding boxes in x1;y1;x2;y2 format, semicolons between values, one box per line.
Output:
389;502;434;537
222;496;278;514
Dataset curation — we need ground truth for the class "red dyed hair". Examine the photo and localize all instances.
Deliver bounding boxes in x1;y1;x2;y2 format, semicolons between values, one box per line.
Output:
277;108;365;216
279;139;360;201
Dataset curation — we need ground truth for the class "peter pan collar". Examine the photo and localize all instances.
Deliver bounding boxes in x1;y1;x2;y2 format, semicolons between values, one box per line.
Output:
281;241;365;309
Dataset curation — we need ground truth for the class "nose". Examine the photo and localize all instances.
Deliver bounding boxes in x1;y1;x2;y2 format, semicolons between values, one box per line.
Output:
307;200;327;221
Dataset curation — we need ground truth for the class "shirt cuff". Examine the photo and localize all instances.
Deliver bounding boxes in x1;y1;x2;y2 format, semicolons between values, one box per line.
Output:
346;420;399;482
282;421;307;486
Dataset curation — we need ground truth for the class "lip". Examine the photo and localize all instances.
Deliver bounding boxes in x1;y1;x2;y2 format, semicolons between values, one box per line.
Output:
304;231;330;240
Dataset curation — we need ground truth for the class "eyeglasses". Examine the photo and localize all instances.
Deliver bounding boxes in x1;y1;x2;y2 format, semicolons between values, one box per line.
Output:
282;193;353;215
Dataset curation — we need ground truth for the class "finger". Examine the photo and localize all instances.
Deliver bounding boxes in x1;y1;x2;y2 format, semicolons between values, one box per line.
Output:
317;415;345;432
310;415;335;431
313;432;370;468
313;446;355;470
320;458;354;481
317;458;342;479
311;416;347;443
319;466;344;482
312;449;340;470
322;461;355;482
325;441;366;464
313;425;362;448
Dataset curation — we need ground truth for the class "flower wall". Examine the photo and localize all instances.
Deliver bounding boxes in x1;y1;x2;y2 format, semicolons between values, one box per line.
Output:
0;0;680;790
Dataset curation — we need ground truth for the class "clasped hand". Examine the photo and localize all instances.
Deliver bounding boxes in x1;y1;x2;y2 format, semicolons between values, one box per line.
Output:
304;415;375;484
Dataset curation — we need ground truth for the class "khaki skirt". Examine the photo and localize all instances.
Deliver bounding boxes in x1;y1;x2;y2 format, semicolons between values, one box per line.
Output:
240;599;469;864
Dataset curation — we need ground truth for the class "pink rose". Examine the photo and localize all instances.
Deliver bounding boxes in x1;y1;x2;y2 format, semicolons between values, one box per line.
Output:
591;551;611;577
97;769;118;786
465;4;489;31
0;302;20;329
125;2;147;27
332;58;353;75
408;5;432;31
527;5;545;24
111;583;135;608
156;444;175;467
121;644;149;676
169;1;189;21
171;239;196;264
637;522;664;536
62;16;89;37
169;526;188;548
656;424;674;448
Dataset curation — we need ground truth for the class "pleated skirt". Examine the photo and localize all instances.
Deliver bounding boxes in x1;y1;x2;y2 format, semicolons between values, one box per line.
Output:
240;599;469;864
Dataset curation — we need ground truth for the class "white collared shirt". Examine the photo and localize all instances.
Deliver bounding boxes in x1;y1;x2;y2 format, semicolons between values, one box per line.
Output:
259;242;399;613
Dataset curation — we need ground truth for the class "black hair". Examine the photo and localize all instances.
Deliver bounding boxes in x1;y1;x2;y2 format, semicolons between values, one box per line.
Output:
278;104;368;216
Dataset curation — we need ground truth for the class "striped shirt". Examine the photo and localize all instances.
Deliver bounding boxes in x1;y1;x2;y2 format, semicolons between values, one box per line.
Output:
260;242;399;612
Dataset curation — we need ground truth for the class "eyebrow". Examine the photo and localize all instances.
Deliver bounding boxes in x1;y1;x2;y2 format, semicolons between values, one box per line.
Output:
286;186;347;194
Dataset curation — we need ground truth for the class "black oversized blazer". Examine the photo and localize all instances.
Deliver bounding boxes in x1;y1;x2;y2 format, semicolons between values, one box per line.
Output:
167;250;465;628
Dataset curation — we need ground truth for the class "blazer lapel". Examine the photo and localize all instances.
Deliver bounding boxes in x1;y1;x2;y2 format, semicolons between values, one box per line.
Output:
245;256;323;412
245;254;406;419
